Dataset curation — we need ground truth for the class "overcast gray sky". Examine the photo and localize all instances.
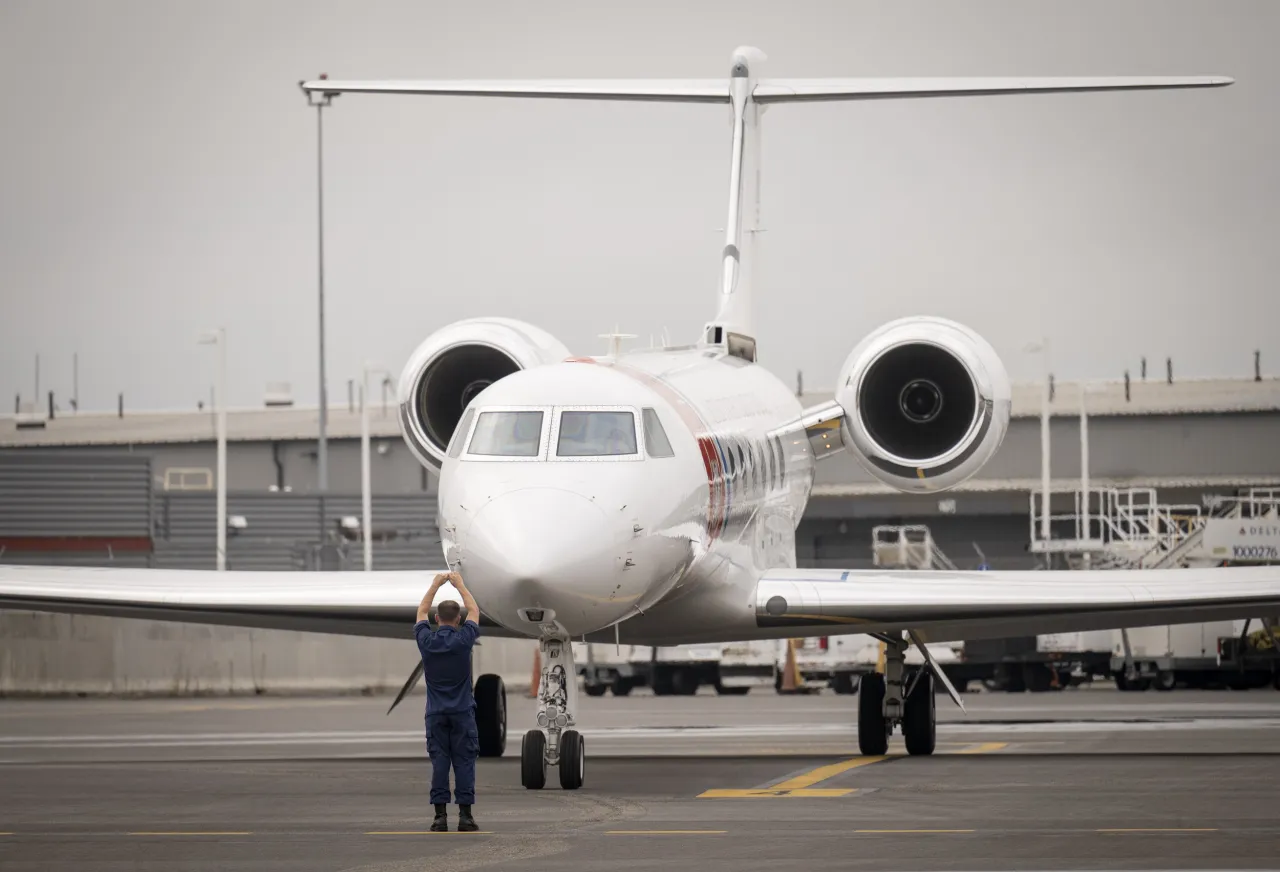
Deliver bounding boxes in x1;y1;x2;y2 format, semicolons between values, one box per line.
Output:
1;0;1276;413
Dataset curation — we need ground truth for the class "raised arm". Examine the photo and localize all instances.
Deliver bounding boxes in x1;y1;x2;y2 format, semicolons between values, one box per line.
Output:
416;573;450;624
450;573;481;626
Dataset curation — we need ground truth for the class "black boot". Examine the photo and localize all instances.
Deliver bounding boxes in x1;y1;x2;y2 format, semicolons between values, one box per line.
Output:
431;803;448;832
457;804;478;832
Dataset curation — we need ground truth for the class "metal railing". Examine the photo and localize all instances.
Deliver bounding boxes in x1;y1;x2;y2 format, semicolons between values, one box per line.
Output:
872;524;958;571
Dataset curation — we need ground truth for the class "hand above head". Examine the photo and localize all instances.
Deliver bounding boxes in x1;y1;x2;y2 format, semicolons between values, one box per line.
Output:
417;572;452;623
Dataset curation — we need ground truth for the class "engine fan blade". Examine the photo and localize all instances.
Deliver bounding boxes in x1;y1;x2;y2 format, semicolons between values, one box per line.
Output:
386;660;425;715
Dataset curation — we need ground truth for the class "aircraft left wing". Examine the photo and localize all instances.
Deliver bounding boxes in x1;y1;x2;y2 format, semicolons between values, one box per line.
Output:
754;565;1280;643
0;565;524;639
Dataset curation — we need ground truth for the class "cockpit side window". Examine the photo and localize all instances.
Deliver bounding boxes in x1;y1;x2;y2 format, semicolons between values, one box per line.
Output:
468;410;544;456
447;407;477;459
556;410;637;457
642;408;675;458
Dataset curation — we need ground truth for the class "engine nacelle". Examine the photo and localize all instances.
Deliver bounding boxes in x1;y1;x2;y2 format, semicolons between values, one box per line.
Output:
835;316;1011;493
396;317;571;472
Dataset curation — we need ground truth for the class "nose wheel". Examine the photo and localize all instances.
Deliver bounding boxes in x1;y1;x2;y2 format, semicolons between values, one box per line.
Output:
521;634;585;790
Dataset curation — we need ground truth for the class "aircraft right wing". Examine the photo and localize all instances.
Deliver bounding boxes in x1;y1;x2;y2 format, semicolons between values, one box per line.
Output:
754;565;1280;644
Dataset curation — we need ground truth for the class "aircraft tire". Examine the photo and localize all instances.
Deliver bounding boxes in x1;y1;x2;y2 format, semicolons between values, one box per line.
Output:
559;730;584;790
521;729;546;790
610;675;634;697
832;672;859;695
903;671;936;756
857;673;889;756
1154;670;1176;692
671;668;699;696
474;674;507;757
584;682;608;697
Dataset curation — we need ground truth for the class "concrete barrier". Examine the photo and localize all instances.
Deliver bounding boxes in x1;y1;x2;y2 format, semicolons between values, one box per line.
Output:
0;612;537;696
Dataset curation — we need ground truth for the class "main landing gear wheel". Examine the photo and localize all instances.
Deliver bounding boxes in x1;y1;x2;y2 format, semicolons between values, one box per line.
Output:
559;729;585;790
474;673;507;757
857;673;889;756
903;671;936;756
521;729;547;790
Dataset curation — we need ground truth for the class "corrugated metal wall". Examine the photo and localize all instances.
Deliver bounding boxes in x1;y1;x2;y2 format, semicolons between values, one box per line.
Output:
0;451;442;570
153;493;443;570
0;452;152;537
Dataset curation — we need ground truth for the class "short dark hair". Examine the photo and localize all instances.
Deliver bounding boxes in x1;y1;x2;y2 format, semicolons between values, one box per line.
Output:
436;601;461;625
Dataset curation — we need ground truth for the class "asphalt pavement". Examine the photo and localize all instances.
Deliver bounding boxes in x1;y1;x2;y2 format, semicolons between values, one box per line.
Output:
1;686;1278;871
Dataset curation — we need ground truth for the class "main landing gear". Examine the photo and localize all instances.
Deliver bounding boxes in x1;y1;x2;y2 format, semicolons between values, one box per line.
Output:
521;635;585;790
857;634;937;757
474;673;507;757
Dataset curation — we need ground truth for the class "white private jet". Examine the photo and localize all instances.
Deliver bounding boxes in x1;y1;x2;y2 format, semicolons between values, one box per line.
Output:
3;48;1273;795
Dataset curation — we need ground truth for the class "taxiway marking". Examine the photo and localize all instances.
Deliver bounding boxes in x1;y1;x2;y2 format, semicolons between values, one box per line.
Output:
698;740;1007;798
127;831;252;836
1098;828;1218;834
954;741;1009;754
855;829;974;834
606;830;726;835
699;754;887;797
365;831;493;835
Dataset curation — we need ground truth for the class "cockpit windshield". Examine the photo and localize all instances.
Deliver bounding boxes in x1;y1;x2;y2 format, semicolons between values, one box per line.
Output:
467;410;544;456
556;410;638;457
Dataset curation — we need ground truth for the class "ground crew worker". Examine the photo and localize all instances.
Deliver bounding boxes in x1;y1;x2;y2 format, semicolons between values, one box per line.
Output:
414;571;482;833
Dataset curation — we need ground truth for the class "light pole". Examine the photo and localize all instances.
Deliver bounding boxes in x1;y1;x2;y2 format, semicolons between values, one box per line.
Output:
1023;339;1051;545
361;362;391;572
302;74;339;541
198;328;227;571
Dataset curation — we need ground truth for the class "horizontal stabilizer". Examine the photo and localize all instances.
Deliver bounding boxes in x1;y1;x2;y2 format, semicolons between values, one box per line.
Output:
300;78;733;103
300;75;1231;105
751;75;1233;103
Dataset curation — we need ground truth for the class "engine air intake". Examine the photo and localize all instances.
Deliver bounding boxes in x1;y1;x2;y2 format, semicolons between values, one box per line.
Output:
859;343;977;462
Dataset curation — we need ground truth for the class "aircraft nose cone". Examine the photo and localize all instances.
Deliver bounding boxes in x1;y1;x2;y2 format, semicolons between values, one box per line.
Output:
459;488;633;631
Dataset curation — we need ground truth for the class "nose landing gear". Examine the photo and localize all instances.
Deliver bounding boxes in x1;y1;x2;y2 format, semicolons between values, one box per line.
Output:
521;634;585;790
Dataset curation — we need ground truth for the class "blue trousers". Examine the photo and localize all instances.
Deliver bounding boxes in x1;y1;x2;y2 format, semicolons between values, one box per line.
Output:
426;711;478;805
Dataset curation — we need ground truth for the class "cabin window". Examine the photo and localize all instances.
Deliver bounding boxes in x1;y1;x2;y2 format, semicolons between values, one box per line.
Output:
556;410;638;457
447;407;477;459
468;410;544;456
642;408;675;458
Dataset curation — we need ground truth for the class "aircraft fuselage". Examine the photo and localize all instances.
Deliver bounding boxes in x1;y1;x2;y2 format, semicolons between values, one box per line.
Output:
437;345;814;642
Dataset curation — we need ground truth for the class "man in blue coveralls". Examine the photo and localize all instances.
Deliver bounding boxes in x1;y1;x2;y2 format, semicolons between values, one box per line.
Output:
414;571;482;833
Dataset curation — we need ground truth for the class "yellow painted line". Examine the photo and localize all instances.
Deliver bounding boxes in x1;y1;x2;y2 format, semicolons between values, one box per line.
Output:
954;742;1009;754
606;830;726;835
856;829;974;834
700;753;889;798
698;788;854;798
128;831;252;836
1098;828;1218;833
773;755;889;789
366;831;493;835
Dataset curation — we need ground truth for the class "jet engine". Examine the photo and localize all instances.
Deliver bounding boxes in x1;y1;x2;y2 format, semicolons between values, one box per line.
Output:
835;316;1011;493
396;317;571;472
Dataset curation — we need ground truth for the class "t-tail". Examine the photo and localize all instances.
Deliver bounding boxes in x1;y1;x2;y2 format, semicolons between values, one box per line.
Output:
301;52;1231;362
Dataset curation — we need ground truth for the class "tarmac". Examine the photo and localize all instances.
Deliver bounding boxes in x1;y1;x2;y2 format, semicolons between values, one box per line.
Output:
1;686;1279;871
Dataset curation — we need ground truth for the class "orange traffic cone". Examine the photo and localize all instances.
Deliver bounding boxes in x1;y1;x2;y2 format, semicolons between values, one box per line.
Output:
528;646;541;698
778;639;800;694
